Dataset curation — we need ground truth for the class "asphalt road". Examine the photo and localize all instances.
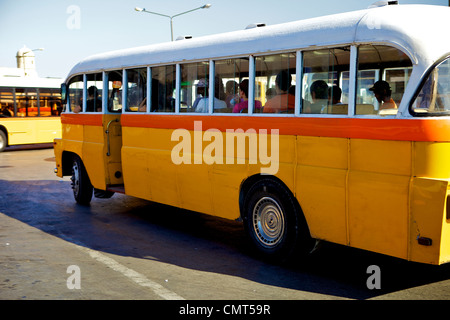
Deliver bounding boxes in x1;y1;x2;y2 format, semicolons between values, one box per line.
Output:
0;145;449;302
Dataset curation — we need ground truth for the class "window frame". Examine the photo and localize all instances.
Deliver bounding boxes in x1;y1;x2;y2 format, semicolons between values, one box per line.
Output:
64;44;415;119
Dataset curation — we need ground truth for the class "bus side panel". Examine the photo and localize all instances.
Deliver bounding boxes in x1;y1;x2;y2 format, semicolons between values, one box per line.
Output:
2;118;35;145
80;124;106;190
210;162;246;220
409;177;447;264
348;139;411;260
122;126;152;200
121;126;295;221
1;118;61;146
441;205;450;264
34;118;62;143
122;127;181;208
412;142;450;264
295;136;348;245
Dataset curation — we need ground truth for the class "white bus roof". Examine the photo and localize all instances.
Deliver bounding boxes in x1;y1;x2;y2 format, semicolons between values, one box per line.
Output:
67;4;450;78
0;76;62;89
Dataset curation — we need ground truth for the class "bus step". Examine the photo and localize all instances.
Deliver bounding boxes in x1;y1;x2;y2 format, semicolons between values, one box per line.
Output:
107;185;125;194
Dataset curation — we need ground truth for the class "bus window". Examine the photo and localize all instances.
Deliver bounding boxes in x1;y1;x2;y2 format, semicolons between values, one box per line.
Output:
107;70;123;113
151;65;176;113
256;53;296;114
180;61;209;112
214;58;248;113
86;73;103;113
356;45;412;116
302;47;350;115
0;88;15;116
16;88;38;117
411;57;450;116
68;75;83;113
39;88;61;116
126;68;147;112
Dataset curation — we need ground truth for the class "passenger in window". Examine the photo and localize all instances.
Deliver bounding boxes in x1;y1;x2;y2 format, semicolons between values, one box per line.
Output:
194;78;227;112
225;80;239;109
138;98;147;112
86;86;102;112
328;85;342;105
72;103;82;113
193;78;208;111
263;71;295;113
369;80;397;110
266;88;277;102
307;80;329;113
1;105;12;117
232;79;262;113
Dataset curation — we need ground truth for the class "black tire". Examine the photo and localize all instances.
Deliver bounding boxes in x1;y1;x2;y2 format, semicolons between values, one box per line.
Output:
243;179;315;263
0;130;7;152
70;156;93;205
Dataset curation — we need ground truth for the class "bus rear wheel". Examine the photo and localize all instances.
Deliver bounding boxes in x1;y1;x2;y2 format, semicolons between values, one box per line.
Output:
243;179;314;263
71;156;93;205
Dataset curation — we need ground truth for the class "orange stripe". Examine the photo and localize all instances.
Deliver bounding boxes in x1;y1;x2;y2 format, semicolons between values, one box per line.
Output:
61;113;103;126
121;114;450;142
60;113;450;142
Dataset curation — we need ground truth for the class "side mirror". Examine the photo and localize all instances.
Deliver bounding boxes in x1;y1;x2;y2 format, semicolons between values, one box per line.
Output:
60;83;67;104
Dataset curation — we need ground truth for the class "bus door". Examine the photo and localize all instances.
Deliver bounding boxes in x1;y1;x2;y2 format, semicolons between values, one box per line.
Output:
102;72;124;188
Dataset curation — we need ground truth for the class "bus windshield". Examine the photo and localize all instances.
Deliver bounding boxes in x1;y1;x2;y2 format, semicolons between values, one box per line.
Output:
411;56;450;116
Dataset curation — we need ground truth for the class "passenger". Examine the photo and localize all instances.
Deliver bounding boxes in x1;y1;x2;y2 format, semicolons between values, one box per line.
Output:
369;80;397;110
288;85;296;96
307;80;329;113
72;102;82;113
263;70;295;113
86;86;102;112
194;78;227;113
232;79;262;113
138;97;147;112
1;105;12;117
225;80;239;109
328;85;342;105
193;78;208;110
265;88;277;102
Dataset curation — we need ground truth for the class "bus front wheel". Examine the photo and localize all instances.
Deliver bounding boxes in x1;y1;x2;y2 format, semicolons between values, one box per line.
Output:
243;179;314;263
0;130;6;152
71;156;93;205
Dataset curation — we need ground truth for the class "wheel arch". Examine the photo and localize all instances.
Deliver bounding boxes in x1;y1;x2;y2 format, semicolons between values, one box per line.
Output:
61;151;79;176
0;125;8;146
239;174;307;228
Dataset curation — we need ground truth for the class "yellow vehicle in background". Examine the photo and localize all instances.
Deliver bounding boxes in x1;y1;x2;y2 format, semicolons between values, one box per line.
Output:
0;76;62;151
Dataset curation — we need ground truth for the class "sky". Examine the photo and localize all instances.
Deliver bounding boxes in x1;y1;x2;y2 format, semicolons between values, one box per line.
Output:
0;0;447;79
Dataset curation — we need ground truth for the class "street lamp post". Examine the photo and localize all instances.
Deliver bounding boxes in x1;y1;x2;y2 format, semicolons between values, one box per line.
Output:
135;4;211;41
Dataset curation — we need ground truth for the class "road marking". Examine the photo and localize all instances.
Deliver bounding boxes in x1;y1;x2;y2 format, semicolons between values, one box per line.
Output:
72;243;184;300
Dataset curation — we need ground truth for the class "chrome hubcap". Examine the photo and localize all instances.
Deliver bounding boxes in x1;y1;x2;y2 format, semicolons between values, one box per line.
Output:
252;197;285;248
71;161;80;196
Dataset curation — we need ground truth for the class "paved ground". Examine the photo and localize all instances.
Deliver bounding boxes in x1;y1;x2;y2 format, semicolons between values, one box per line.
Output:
0;145;449;303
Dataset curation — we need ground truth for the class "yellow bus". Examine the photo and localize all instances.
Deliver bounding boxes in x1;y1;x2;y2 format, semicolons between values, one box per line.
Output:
0;76;62;152
55;3;450;265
